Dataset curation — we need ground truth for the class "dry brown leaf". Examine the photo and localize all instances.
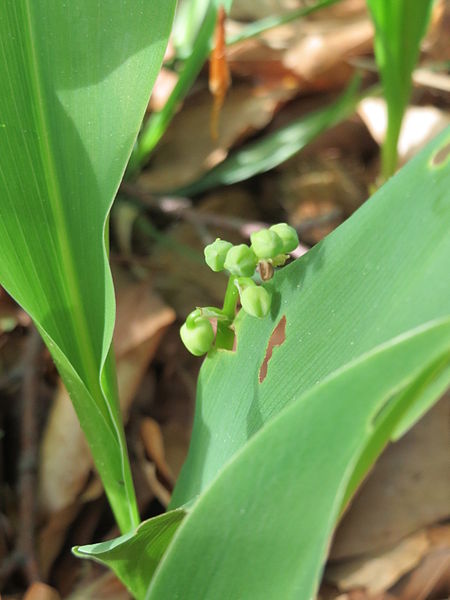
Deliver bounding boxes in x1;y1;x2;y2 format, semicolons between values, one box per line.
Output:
283;18;373;82
140;83;295;192
230;0;300;20
140;460;171;508
331;397;450;560
227;3;372;91
38;503;81;579
397;550;450;600
159;421;193;481
37;271;174;573
423;0;450;62
67;572;130;600
326;531;430;595
358;99;450;166
140;417;174;488
392;525;450;600
230;0;366;20
23;583;61;600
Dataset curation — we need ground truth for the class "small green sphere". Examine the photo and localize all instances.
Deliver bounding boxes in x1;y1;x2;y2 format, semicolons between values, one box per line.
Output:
250;229;283;259
269;223;298;253
224;244;257;277
180;317;214;356
240;285;272;318
204;238;233;272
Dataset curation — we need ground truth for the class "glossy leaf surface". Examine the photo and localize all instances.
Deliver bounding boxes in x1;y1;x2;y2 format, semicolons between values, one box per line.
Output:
149;321;450;598
366;0;434;177
77;129;450;598
74;509;186;600
172;127;450;506
0;0;176;532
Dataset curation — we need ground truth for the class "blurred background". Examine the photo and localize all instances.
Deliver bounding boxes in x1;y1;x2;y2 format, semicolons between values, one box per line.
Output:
0;0;449;598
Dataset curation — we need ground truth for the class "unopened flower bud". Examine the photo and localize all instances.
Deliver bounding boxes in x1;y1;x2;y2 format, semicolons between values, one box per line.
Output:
240;285;272;318
180;314;214;356
269;223;298;253
250;229;283;259
204;238;233;272
224;244;257;277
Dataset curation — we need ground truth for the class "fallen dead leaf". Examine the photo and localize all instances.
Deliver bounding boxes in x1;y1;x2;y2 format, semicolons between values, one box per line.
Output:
140;417;175;490
37;270;175;574
227;3;372;92
140;83;296;192
230;0;366;20
67;572;130;600
358;99;450;167
23;583;61;600
331;396;450;560
326;530;430;595
393;525;450;600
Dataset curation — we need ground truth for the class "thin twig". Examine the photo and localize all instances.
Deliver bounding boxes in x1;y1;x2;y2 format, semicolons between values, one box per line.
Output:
120;182;322;256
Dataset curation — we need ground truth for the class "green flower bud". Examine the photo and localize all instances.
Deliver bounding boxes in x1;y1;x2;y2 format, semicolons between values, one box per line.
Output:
250;229;283;259
240;285;272;318
269;223;299;253
224;244;257;277
180;315;214;356
204;238;233;272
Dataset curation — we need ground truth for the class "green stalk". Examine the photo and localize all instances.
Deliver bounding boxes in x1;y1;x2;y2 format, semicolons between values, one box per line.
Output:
215;275;238;350
382;105;403;179
226;0;341;46
127;0;341;177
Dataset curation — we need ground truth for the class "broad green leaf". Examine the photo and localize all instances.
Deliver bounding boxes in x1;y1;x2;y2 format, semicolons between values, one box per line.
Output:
74;509;186;600
76;129;450;599
170;76;362;196
148;321;450;599
366;0;434;178
172;127;450;507
0;1;176;532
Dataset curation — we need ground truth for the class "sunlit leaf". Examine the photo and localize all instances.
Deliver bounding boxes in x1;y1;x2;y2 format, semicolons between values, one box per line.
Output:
74;509;186;600
76;127;450;599
367;0;434;178
148;320;450;599
0;0;176;532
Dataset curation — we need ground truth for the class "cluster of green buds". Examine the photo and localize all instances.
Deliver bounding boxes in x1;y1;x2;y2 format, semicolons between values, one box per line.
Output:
180;223;298;356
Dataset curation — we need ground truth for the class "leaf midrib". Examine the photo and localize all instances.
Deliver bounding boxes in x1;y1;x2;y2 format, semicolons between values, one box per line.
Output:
23;0;103;398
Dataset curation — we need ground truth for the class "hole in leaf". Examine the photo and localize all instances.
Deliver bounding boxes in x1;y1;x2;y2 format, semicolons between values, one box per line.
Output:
431;142;450;167
259;315;286;383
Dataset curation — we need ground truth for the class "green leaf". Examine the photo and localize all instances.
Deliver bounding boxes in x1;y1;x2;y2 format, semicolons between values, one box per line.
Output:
128;0;233;175
128;0;342;177
366;0;434;178
226;0;341;46
74;509;186;600
172;0;210;59
148;320;450;599
0;1;176;532
75;128;450;599
172;126;450;506
170;75;362;196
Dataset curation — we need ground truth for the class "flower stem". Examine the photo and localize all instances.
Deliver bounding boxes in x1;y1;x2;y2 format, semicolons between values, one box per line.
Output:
215;276;238;350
